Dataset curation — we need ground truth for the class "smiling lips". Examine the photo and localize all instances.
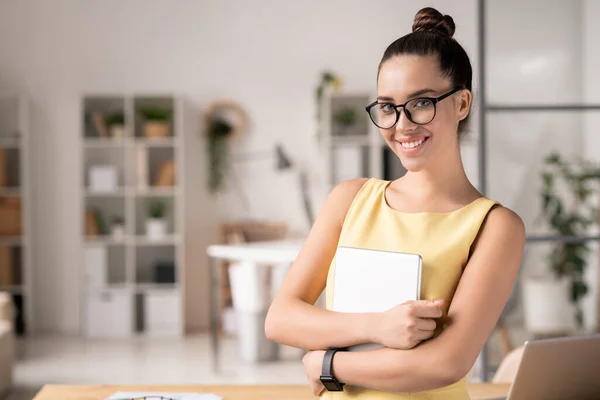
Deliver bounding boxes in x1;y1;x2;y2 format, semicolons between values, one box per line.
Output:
397;136;430;151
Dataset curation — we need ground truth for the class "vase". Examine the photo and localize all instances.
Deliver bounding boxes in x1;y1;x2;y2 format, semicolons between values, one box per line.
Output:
110;124;125;139
111;224;125;240
523;276;575;335
146;218;167;240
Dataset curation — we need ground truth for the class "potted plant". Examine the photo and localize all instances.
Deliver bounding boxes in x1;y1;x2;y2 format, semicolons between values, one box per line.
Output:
333;106;358;136
105;112;125;139
315;71;343;141
110;215;125;240
138;106;172;139
524;152;600;334
202;100;248;193
146;198;168;240
206;117;233;192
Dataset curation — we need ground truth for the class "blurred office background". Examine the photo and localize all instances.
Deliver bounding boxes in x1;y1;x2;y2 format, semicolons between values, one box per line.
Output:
0;0;599;398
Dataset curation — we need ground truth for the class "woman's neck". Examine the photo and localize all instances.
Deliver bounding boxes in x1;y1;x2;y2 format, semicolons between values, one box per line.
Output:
400;150;477;202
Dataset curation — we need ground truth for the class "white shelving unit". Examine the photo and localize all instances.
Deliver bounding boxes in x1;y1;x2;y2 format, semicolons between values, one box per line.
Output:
320;91;406;189
0;93;31;336
80;94;185;337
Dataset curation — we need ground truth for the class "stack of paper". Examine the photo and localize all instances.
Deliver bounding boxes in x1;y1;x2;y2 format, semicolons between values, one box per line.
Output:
106;392;222;400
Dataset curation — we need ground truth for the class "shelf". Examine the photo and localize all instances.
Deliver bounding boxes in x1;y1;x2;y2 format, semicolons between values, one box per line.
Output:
85;188;128;197
80;94;183;338
133;187;179;197
84;236;126;246
83;138;129;148
0;187;21;196
135;283;179;293
0;137;21;148
486;104;600;112
0;237;22;245
134;137;176;147
87;283;133;293
132;235;180;246
0;285;24;294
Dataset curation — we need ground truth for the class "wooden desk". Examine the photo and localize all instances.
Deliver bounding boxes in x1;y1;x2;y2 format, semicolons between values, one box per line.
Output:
33;384;511;400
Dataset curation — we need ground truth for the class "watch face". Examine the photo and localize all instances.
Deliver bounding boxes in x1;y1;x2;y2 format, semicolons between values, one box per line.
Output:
320;375;344;391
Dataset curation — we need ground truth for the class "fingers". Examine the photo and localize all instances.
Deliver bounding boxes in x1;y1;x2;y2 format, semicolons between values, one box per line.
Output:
414;328;435;341
407;299;444;318
414;317;437;332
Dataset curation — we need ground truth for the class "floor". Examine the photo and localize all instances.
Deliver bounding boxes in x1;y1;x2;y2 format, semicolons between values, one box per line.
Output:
8;329;527;400
8;334;307;400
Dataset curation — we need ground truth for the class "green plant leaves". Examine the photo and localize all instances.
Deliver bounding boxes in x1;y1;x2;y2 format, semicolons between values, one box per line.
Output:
539;152;600;328
147;198;167;219
138;106;172;121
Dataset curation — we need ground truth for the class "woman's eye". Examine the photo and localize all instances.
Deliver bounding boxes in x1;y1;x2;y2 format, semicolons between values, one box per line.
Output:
414;99;432;108
381;104;395;113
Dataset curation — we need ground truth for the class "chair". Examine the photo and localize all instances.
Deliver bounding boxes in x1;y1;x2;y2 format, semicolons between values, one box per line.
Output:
492;345;525;383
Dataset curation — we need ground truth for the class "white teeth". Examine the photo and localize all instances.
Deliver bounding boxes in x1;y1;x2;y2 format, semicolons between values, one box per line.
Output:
401;138;425;149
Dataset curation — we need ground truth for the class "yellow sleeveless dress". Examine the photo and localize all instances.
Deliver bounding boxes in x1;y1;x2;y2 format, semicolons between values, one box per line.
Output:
322;178;500;400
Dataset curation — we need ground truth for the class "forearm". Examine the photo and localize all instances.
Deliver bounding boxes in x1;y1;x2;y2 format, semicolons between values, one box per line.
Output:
333;344;458;393
265;297;377;351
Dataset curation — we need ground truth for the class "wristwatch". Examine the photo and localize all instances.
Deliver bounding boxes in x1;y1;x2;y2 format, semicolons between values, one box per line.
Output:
320;348;345;391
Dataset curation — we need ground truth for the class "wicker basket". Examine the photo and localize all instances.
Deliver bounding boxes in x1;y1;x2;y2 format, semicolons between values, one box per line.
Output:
143;121;170;138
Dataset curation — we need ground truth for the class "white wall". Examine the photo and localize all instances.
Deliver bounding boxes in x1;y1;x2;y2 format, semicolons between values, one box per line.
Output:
0;0;480;333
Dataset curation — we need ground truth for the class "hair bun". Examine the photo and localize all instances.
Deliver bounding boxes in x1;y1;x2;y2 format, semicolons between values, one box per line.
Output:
412;7;455;37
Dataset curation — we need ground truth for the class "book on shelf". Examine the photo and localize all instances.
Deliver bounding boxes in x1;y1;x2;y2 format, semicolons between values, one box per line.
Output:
0;245;13;287
0;147;6;187
135;145;148;189
153;160;175;187
91;111;110;138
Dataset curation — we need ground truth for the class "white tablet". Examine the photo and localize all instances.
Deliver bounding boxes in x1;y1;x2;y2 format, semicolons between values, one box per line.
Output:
331;246;422;351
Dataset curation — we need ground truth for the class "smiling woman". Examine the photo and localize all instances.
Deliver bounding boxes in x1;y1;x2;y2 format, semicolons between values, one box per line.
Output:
265;6;525;400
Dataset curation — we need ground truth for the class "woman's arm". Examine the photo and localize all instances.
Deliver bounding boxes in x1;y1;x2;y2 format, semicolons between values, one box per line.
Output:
265;178;378;350
304;206;526;393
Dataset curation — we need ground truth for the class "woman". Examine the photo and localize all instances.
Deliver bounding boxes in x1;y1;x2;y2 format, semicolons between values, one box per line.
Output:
265;7;525;399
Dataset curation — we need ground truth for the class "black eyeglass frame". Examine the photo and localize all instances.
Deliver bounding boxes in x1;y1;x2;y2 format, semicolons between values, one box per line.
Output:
365;87;463;128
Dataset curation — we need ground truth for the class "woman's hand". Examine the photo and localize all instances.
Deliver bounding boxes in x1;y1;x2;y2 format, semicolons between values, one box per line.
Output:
373;299;444;350
303;350;326;397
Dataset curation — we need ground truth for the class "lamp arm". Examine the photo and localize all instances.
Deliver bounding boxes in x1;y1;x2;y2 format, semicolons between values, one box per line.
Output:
298;171;315;228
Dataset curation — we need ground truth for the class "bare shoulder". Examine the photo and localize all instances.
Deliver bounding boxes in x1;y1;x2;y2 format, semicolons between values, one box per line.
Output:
332;178;370;199
326;178;370;208
486;205;525;235
318;178;370;228
475;204;526;251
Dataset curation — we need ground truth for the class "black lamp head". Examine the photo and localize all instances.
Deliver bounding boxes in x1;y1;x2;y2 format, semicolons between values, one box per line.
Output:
275;144;293;170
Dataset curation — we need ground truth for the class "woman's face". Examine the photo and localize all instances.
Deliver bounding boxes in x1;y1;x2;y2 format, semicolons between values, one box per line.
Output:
376;54;470;172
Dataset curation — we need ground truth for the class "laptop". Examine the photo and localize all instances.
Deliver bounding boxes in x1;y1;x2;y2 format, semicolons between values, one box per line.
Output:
331;246;422;351
490;334;600;400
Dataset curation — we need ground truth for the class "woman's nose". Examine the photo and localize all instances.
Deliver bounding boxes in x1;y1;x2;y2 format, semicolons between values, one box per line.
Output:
396;108;417;132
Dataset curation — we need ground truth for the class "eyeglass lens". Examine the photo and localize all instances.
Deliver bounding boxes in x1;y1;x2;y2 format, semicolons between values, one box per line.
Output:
369;98;435;128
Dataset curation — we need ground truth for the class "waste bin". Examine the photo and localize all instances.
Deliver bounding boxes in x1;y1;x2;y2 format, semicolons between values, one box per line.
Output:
228;261;279;362
235;308;279;362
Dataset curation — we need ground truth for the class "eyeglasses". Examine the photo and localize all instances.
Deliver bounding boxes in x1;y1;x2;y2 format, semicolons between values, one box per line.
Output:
365;87;462;129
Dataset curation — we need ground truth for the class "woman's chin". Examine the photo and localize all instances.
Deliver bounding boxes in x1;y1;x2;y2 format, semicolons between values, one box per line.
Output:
400;158;426;172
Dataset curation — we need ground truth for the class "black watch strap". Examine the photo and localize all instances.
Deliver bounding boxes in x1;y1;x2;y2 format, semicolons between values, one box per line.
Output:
322;348;339;377
321;348;345;391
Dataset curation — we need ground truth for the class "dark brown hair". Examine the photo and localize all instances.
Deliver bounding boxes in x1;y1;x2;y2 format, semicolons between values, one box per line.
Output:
378;7;473;134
